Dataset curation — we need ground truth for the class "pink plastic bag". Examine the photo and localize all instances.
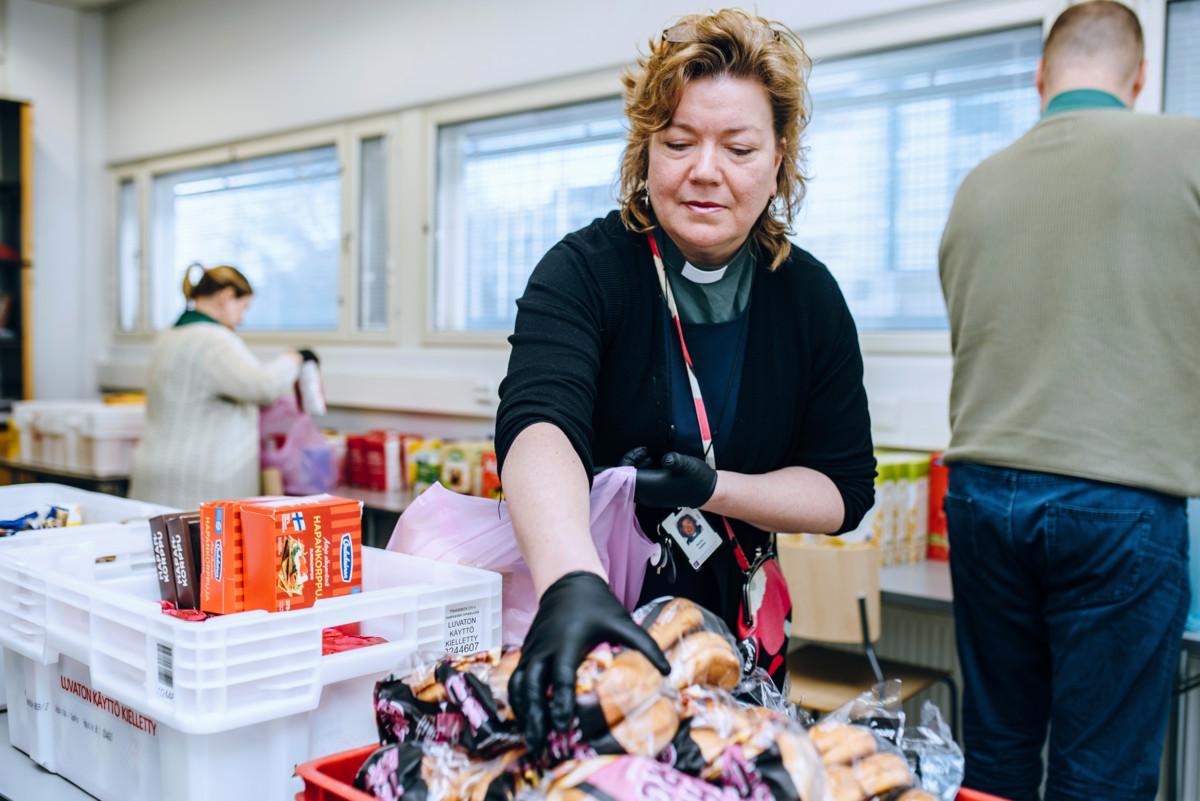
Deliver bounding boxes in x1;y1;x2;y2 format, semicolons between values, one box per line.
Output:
260;395;336;496
385;466;656;644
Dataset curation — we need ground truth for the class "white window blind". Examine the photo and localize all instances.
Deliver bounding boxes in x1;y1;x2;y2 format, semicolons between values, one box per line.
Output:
1165;0;1200;116
116;178;139;332
434;98;625;333
358;135;389;331
149;146;342;332
798;26;1042;330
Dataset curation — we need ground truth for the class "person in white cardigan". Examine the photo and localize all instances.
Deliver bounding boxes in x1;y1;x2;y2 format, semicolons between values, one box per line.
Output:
130;264;307;509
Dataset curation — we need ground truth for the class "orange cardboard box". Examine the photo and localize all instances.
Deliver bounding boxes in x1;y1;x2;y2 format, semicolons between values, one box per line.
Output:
199;496;285;615
240;494;364;613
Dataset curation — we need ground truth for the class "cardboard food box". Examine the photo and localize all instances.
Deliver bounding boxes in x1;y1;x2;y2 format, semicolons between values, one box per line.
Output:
239;494;364;613
199;496;285;615
477;450;502;499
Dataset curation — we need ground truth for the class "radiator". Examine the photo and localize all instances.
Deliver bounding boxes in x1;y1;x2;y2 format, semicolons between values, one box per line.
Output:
874;605;961;731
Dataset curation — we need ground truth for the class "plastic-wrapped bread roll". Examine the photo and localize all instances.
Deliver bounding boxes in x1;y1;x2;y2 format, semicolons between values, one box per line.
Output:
853;752;912;798
642;597;706;650
809;721;878;766
591;649;668;726
825;764;864;801
665;631;742;691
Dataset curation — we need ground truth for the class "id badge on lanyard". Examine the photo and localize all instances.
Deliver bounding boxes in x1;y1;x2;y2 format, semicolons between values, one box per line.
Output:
646;233;749;573
646;232;792;682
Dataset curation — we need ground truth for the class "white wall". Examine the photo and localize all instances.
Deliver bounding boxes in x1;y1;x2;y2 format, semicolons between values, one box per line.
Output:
104;0;941;163
4;0;106;400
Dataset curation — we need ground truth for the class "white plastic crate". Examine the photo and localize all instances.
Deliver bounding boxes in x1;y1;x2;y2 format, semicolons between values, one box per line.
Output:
0;483;174;526
76;405;145;476
10;401;144;475
11;400;96;467
0;489;176;712
0;524;502;801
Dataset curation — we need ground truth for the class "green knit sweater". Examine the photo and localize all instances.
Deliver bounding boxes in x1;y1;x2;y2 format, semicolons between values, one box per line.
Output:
939;104;1200;497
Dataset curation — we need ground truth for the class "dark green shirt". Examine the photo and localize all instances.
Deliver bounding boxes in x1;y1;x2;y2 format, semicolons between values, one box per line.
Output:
653;228;755;324
1043;88;1126;117
174;309;219;328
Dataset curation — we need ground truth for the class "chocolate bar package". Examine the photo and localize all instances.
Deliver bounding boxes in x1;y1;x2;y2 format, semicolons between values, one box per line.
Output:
148;514;177;606
166;512;201;610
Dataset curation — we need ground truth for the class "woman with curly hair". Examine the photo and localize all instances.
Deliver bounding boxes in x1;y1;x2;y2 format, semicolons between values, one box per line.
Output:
496;9;875;747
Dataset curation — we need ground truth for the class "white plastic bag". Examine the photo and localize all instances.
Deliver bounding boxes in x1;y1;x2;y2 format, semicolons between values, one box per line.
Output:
386;467;656;643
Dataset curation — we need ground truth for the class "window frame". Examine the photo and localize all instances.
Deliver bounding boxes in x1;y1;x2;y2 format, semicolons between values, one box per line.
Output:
111;118;401;345
418;70;625;348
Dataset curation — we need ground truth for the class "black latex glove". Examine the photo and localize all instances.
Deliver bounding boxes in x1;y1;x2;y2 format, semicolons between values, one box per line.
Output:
508;571;670;751
297;348;319;364
628;450;717;509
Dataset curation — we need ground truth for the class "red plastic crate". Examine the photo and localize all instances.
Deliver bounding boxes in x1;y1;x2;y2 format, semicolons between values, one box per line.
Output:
295;744;1013;801
295;745;377;801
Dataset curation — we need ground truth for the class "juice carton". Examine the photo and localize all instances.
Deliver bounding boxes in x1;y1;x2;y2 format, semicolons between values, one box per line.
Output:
364;431;402;492
407;438;443;495
927;452;950;560
239;494;364;613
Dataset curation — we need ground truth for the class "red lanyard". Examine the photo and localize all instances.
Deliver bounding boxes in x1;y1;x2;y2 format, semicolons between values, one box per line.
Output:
646;232;752;574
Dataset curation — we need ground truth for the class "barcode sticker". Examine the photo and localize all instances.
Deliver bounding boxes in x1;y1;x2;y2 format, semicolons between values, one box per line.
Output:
156;643;174;700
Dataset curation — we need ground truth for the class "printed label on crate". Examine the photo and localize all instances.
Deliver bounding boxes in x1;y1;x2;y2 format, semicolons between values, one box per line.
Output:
55;658;158;738
52;657;159;801
444;601;484;655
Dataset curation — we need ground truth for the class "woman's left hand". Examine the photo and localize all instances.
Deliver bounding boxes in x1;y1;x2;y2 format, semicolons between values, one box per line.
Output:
621;447;717;509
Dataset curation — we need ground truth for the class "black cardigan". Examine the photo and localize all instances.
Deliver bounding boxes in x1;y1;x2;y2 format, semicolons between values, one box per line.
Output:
496;211;876;539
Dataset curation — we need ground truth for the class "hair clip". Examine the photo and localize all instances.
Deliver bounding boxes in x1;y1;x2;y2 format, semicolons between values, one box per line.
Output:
663;22;696;43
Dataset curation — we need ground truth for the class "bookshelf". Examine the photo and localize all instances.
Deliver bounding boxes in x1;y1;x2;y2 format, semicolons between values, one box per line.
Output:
0;98;31;408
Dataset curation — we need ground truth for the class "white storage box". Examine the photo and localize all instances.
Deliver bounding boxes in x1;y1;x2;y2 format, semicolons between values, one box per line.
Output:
76;404;145;476
11;400;96;467
10;400;145;476
0;490;176;710
0;525;502;801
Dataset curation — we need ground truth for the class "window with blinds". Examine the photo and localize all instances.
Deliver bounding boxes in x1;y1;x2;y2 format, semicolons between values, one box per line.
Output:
797;26;1043;330
434;97;625;333
1165;0;1200;116
149;145;342;332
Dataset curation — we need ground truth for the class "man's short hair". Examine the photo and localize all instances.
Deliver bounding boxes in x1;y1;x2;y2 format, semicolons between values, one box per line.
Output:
1044;1;1144;81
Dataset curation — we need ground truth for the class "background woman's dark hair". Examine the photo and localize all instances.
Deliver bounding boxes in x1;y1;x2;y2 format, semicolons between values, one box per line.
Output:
182;263;253;301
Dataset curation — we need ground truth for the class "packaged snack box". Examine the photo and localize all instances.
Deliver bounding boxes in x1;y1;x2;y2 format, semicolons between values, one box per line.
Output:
364;431;402;492
407;438;443;495
478;450;502;499
200;496;286;615
240;494;364;613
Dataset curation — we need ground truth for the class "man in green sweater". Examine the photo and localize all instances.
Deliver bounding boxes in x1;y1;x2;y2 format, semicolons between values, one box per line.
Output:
938;2;1199;799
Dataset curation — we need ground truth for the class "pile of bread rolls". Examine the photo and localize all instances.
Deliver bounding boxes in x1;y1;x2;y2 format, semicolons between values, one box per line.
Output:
811;721;937;801
355;597;940;801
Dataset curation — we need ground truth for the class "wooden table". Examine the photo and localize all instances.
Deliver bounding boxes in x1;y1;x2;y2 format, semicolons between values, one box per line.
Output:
0;458;129;497
332;484;414;548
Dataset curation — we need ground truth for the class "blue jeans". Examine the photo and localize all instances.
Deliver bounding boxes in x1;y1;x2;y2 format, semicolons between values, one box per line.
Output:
946;463;1190;801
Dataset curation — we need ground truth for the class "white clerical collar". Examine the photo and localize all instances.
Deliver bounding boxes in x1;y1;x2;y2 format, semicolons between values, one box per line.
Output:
681;261;727;284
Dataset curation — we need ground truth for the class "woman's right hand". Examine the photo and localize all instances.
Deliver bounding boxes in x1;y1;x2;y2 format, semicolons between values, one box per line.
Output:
508;570;669;751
